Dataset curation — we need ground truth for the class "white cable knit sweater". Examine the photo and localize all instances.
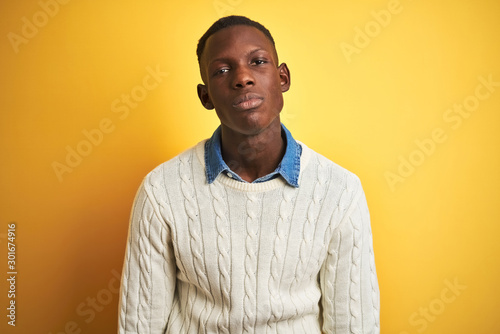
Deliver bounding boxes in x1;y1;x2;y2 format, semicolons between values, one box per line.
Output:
118;140;380;334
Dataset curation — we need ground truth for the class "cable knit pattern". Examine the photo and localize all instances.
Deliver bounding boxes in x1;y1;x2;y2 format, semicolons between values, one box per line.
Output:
349;212;362;333
178;152;201;334
267;185;296;327
369;237;380;332
138;212;152;334
118;140;380;334
210;182;231;333
119;232;131;331
300;157;330;311
287;156;328;332
243;192;261;333
322;229;340;334
364;194;381;333
183;152;214;333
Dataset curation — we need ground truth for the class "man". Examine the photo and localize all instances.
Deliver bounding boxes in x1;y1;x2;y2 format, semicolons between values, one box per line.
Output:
118;15;380;334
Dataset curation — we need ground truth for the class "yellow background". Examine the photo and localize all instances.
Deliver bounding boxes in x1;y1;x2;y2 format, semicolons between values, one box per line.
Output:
1;0;499;333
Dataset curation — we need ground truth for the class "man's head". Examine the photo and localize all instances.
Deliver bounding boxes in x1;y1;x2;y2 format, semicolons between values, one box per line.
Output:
196;16;290;137
196;15;278;69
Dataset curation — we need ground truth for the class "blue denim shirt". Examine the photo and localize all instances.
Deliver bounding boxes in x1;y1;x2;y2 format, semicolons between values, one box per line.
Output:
204;124;302;187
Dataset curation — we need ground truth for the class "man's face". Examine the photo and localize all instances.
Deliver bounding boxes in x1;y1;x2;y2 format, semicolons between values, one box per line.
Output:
197;25;290;136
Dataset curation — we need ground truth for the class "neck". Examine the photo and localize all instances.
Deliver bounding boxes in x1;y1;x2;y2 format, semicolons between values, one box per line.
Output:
220;119;285;183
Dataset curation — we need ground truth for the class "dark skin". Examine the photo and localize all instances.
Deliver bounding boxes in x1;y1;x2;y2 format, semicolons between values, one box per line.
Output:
197;25;291;182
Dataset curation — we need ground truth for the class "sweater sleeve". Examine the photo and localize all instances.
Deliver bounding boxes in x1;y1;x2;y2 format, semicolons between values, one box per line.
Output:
319;181;380;334
118;180;177;334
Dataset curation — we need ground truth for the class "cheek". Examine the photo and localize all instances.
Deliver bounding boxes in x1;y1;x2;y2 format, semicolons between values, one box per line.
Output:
275;95;284;113
207;86;226;108
267;79;284;111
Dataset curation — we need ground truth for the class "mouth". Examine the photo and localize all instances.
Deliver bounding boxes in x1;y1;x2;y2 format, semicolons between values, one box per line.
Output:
232;93;264;111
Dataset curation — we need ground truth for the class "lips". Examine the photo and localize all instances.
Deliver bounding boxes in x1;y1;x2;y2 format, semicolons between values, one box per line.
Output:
232;93;264;111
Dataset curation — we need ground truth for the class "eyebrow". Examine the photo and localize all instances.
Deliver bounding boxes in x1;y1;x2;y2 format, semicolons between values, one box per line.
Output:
208;48;269;66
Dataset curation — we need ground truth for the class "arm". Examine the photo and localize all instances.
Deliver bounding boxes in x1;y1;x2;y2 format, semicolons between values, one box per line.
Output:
319;183;380;334
118;180;177;334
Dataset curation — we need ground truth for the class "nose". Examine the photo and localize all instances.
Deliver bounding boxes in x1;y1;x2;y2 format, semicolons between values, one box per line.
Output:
232;65;254;89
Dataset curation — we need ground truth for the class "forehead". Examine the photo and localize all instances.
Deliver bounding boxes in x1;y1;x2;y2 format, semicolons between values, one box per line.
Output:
202;25;275;64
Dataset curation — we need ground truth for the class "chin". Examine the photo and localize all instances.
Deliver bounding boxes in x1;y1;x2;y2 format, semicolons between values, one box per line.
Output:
242;117;280;135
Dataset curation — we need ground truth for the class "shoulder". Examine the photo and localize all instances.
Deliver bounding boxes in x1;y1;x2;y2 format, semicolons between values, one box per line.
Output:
298;141;362;192
132;141;206;219
298;142;368;229
142;140;206;190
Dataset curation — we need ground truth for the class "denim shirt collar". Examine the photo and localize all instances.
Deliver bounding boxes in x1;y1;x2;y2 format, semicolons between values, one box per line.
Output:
204;124;302;187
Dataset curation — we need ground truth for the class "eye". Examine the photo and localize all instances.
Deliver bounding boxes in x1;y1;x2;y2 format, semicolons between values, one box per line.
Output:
213;67;230;76
253;59;267;65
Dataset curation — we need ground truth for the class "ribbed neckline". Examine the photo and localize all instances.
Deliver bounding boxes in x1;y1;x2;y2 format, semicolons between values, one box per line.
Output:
194;139;311;193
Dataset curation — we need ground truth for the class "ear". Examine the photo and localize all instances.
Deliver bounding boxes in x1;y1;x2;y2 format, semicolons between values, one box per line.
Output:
278;63;291;93
197;84;214;110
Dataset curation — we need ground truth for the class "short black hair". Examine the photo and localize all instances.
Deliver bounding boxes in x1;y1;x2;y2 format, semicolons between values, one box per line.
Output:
196;15;276;63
